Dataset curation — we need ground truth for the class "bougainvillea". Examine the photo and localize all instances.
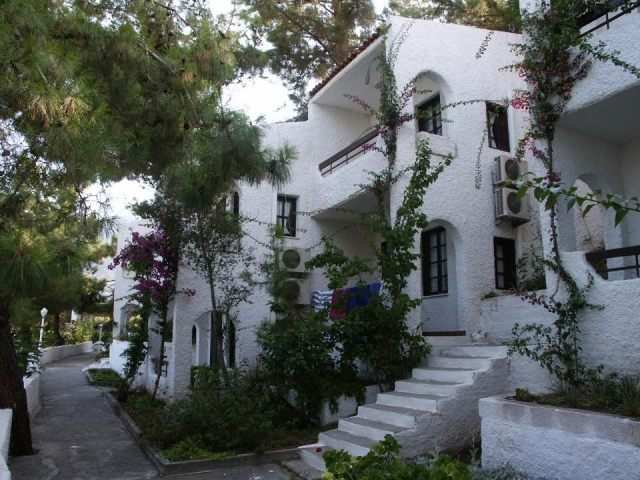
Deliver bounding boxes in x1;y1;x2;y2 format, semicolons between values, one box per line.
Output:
110;229;193;398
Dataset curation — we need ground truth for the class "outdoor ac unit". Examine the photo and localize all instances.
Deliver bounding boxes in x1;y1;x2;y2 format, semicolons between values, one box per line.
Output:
495;187;530;224
493;155;528;187
279;247;307;273
279;277;310;305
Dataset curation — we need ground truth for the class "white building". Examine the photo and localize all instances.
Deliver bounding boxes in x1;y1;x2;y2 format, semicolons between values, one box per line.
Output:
110;7;640;465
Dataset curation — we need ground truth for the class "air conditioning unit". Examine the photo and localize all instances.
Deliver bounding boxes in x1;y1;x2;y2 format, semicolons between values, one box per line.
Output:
493;155;528;187
495;187;530;224
279;247;307;273
279;277;310;305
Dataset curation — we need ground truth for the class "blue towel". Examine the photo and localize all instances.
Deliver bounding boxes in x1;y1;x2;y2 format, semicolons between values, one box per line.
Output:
345;282;382;313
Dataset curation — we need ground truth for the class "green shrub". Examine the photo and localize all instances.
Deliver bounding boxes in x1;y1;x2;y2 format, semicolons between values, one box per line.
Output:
132;367;318;458
323;436;471;480
333;297;429;388
161;438;233;462
87;369;121;388
257;310;364;423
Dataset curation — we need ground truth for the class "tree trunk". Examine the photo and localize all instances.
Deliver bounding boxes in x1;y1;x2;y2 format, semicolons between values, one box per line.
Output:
0;304;34;456
52;313;64;346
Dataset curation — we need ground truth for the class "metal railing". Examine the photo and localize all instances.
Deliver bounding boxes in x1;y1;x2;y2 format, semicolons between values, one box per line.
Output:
318;129;379;176
585;245;640;279
578;0;640;35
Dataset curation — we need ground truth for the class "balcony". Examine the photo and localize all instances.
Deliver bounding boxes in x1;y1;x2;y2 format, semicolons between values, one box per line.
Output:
318;129;380;176
314;130;386;217
578;0;640;35
566;0;640;113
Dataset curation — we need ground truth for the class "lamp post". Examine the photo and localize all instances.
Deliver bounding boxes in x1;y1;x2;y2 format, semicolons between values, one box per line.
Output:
39;307;48;350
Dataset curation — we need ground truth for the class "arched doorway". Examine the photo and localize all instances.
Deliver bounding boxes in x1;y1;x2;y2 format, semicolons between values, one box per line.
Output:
573;178;605;252
420;221;459;333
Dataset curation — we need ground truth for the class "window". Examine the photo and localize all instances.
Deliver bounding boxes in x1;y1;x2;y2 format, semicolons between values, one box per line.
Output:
416;95;443;135
277;195;297;237
422;227;448;296
486;102;510;152
494;237;517;290
232;191;240;216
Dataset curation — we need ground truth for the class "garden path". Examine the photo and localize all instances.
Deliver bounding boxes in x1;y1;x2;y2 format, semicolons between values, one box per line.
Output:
10;354;292;480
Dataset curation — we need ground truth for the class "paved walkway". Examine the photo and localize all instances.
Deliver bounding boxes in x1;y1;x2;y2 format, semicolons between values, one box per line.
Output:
10;354;293;480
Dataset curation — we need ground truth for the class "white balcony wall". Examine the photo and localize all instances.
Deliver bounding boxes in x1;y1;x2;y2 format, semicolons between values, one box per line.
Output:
568;9;640;114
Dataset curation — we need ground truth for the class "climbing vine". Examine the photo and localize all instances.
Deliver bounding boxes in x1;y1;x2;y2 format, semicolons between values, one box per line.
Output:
498;0;640;392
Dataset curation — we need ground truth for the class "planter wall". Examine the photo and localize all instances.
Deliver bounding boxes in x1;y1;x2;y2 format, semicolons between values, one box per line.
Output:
40;342;93;366
0;409;11;480
480;396;640;480
24;374;41;418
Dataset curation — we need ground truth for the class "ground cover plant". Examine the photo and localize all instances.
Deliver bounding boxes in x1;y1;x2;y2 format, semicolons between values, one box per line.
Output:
87;369;122;389
121;366;326;461
323;435;531;480
514;373;640;420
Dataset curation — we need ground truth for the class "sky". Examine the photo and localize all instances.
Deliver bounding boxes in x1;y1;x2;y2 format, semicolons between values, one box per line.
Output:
106;0;389;222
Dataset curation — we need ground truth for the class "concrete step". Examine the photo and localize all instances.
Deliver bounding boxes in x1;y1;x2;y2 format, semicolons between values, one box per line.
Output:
357;403;419;428
412;367;477;383
376;391;443;411
283;458;323;480
319;430;376;457
299;444;329;472
338;416;404;442
428;355;492;370
395;378;465;396
440;346;508;358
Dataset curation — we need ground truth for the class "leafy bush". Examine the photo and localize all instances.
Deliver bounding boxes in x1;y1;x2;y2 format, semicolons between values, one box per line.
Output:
124;367;321;459
333;297;429;388
257;309;364;423
323;435;471;480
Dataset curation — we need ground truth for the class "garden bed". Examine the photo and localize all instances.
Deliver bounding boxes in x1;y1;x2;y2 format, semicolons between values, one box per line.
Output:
480;396;640;480
104;391;323;475
86;369;122;388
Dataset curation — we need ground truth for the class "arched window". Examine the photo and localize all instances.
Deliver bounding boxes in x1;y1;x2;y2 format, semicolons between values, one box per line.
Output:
421;227;448;296
232;191;240;216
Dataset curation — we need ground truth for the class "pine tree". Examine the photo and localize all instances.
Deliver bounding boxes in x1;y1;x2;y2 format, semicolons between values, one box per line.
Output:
389;0;522;32
239;0;377;117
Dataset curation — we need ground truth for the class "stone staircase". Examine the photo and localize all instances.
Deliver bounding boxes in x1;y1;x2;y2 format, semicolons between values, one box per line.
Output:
285;343;509;478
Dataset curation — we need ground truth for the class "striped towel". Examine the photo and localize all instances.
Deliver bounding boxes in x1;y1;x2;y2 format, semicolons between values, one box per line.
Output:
311;290;333;312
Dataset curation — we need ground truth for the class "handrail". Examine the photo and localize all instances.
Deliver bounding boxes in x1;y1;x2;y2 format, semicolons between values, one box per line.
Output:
585;245;640;279
579;0;640;35
319;128;379;176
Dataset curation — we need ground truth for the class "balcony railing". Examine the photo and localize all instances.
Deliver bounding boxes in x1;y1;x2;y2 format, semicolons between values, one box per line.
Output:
578;0;640;35
318;129;379;176
585;245;640;279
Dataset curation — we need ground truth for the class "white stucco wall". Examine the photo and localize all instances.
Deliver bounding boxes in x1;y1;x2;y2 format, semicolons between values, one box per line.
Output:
0;409;10;480
481;396;640;480
387;17;535;334
164;18;547;397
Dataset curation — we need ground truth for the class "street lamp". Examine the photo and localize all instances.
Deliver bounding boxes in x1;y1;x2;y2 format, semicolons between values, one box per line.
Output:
39;307;48;350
